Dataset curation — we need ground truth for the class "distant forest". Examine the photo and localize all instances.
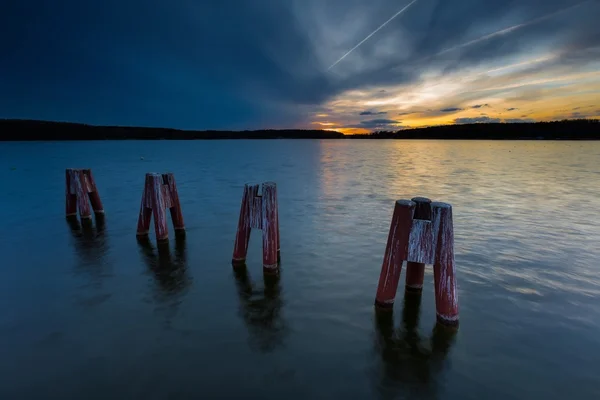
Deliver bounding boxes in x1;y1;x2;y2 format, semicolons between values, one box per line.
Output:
0;118;598;140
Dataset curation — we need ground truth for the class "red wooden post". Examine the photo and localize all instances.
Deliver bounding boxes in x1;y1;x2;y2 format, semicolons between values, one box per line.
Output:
431;202;459;326
83;169;104;214
149;173;169;241
163;173;185;234
232;184;257;267
274;185;281;263
136;172;185;243
136;174;153;236
66;169;77;217
262;182;278;274
66;168;104;219
231;182;280;273
405;197;432;292
374;200;415;309
74;169;92;219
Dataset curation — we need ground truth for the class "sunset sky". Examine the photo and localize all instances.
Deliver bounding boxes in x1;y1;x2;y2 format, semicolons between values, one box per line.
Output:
2;0;599;133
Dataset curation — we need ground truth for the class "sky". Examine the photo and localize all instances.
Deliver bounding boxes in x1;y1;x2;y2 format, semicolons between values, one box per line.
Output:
1;0;599;133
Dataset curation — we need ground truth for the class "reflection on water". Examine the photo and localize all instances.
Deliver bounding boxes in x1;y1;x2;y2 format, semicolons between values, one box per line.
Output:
3;140;600;399
66;215;110;287
137;235;190;296
233;266;287;353
374;292;456;400
66;215;108;262
136;235;191;326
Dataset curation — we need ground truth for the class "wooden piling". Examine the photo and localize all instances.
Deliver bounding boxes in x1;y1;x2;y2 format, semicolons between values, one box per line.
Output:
431;202;459;326
405;197;432;292
374;197;459;327
65;168;103;219
136;172;186;243
374;200;415;309
232;182;280;273
262;182;278;274
163;173;185;234
83;169;104;214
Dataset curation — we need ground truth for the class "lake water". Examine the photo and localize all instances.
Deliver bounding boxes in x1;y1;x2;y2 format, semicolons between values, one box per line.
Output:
1;140;599;399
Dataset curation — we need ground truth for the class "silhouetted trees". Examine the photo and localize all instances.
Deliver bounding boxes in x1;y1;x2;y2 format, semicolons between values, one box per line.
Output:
349;119;599;140
0;119;345;140
1;118;598;140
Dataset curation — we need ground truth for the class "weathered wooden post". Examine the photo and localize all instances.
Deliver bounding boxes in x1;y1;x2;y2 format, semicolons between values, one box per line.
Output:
431;202;458;326
374;200;415;309
405;197;432;292
232;182;280;274
136;172;185;242
374;198;459;327
65;168;104;219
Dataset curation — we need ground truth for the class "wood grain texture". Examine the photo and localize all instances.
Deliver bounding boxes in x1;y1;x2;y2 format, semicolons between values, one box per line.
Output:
65;169;77;216
232;184;255;265
83;169;104;213
406;197;432;290
262;182;278;272
137;174;153;236
148;173;169;241
163;173;185;231
431;202;459;326
375;200;415;308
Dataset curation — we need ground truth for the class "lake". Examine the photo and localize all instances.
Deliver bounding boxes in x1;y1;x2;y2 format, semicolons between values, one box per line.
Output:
1;140;599;399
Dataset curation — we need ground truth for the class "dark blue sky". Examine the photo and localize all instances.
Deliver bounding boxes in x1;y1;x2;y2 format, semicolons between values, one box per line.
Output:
2;0;599;131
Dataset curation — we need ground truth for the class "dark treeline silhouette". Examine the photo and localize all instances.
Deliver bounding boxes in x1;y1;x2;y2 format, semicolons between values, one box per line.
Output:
1;118;598;140
0;119;344;140
350;119;599;140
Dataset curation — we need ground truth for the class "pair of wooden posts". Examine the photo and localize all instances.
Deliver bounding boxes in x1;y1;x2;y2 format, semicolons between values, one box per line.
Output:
66;169;185;242
65;169;104;218
231;182;281;274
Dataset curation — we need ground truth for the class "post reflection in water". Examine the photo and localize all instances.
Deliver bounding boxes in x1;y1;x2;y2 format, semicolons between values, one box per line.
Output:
374;291;457;400
136;235;191;327
233;267;287;353
136;235;191;296
66;215;110;284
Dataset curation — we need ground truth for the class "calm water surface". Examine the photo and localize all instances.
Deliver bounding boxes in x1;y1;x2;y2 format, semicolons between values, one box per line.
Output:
1;140;599;399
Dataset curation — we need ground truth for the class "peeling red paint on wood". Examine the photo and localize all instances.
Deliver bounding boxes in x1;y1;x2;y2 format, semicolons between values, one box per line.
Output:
375;200;415;308
83;169;104;213
375;197;459;327
250;196;262;229
137;175;153;236
65;168;104;219
65;169;77;216
231;182;280;273
274;186;280;263
262;182;278;273
432;202;459;326
136;172;186;243
163;173;185;231
406;197;433;291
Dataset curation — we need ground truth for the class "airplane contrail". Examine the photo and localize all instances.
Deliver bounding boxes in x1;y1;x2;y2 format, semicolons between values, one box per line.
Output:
434;0;591;58
327;0;419;71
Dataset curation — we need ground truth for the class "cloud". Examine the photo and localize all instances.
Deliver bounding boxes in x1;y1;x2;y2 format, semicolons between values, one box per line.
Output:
506;107;519;111
345;118;402;129
359;110;387;115
440;107;463;112
505;118;535;123
455;116;501;124
1;0;599;129
471;104;490;108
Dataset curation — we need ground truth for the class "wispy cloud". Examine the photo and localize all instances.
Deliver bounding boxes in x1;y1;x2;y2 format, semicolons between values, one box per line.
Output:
359;110;387;115
455;116;501;124
327;0;419;70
